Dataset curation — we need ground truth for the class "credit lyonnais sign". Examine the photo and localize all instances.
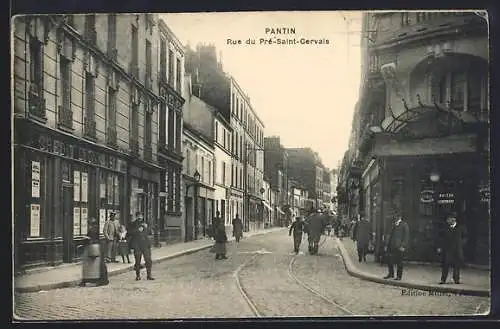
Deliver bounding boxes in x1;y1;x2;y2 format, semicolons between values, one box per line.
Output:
437;192;455;204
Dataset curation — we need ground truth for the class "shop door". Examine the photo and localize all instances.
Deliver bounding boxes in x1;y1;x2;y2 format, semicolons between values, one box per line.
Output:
184;197;193;242
62;183;73;263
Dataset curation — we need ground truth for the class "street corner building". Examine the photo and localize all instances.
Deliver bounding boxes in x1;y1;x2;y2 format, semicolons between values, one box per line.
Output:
338;12;490;266
12;14;186;272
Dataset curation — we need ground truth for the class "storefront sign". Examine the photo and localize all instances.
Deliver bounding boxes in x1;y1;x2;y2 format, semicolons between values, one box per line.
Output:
28;133;126;172
438;192;455;204
73;207;81;236
30;204;41;237
420;189;435;203
479;185;490;203
31;161;41;198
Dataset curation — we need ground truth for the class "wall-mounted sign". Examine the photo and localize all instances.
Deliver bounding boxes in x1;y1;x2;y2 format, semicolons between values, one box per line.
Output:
31;161;41;198
30;204;41;237
420;189;435;203
438;192;455;204
479;185;490;203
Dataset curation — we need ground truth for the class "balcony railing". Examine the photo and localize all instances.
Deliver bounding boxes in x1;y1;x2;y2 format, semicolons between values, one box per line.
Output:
57;105;73;130
107;125;117;148
83;116;97;140
130;137;139;155
144;144;153;161
28;91;47;122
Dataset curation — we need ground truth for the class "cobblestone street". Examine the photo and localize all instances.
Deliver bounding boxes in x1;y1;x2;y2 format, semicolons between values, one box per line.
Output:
14;231;489;320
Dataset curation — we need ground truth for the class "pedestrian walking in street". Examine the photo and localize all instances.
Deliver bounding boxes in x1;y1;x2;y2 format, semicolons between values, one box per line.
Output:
103;213;118;263
117;225;131;264
437;213;467;284
80;218;109;287
213;218;228;260
132;222;154;281
383;214;410;281
232;213;243;243
289;216;305;254
352;214;371;262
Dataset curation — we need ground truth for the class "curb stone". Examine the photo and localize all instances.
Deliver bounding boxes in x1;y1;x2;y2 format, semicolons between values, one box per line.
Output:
14;228;285;294
334;238;490;298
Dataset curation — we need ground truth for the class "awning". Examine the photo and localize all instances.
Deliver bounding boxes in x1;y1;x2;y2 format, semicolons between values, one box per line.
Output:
261;201;272;211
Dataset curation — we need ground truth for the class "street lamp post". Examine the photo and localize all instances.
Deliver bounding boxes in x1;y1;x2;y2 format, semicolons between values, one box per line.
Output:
185;170;201;242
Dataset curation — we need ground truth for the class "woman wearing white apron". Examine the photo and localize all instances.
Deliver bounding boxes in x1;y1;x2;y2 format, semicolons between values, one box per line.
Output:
80;217;109;286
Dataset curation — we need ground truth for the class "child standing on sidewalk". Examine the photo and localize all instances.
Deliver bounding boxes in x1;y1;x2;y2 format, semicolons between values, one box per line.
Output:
117;225;131;263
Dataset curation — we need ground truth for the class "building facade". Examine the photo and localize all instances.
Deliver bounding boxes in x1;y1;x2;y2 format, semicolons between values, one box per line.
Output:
287;148;325;211
346;12;489;265
214;113;233;229
157;19;185;244
13;14;174;271
182;74;216;241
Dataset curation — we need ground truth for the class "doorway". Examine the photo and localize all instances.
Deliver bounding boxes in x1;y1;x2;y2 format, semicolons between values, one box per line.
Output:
184;196;193;242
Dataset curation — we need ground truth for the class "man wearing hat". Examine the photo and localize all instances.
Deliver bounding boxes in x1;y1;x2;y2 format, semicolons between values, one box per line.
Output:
132;221;154;281
437;212;467;284
383;213;410;280
103;212;118;263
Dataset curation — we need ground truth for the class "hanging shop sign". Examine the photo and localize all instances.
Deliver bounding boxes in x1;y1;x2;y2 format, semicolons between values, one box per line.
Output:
420;189;435;203
479;185;490;203
27;133;126;173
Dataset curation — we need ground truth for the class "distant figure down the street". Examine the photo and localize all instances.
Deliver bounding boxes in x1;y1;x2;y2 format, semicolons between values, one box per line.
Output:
289;216;305;254
232;213;243;243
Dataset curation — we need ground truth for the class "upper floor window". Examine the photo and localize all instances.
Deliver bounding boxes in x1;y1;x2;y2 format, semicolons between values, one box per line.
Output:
160;38;167;81
176;58;182;93
84;15;97;43
29;37;43;97
168;49;174;86
131;25;139;73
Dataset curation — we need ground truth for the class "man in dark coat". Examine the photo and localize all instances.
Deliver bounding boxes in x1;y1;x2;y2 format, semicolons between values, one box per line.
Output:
289;216;305;254
305;210;328;255
132;221;154;281
383;214;410;280
437;213;467;284
232;213;243;243
353;215;372;262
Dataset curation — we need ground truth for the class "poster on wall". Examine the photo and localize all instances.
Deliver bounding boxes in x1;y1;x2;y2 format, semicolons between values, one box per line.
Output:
99;208;107;233
73;207;81;236
31;161;41;198
30;204;41;237
81;172;88;202
100;181;106;199
81;207;88;234
74;171;81;201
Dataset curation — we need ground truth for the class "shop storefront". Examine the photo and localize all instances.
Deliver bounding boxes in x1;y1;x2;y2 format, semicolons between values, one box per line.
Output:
14;123;127;272
128;162;160;241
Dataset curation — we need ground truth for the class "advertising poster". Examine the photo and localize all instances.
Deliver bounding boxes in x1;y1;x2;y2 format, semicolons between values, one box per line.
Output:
30;204;41;237
100;181;106;199
99;208;107;234
73;207;81;236
81;207;88;234
81;172;88;202
31;161;41;198
73;171;81;201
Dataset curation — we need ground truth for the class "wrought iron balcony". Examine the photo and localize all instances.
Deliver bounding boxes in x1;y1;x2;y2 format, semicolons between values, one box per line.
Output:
28;92;47;122
57;105;73;130
144;144;153;161
130;137;140;156
83;116;97;140
107;125;118;148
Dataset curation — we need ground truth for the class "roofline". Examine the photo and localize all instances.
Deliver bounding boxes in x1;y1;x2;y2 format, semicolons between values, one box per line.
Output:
158;18;185;55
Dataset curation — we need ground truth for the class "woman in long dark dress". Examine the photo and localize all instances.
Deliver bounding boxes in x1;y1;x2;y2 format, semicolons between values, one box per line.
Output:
80;218;109;286
213;218;228;260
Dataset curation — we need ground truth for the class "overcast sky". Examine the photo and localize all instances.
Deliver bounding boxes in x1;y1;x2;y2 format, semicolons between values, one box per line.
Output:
162;11;362;170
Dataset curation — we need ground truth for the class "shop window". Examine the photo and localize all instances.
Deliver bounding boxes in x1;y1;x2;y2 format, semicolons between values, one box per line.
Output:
166;168;174;212
73;168;89;237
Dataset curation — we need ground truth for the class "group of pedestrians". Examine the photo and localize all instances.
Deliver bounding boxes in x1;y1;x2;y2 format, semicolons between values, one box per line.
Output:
80;211;155;287
350;212;466;285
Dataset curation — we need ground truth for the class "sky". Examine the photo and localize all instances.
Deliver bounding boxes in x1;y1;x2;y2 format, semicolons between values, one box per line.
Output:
162;11;362;170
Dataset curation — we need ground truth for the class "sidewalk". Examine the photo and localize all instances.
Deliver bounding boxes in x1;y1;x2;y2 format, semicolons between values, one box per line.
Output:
14;227;286;293
335;237;490;297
